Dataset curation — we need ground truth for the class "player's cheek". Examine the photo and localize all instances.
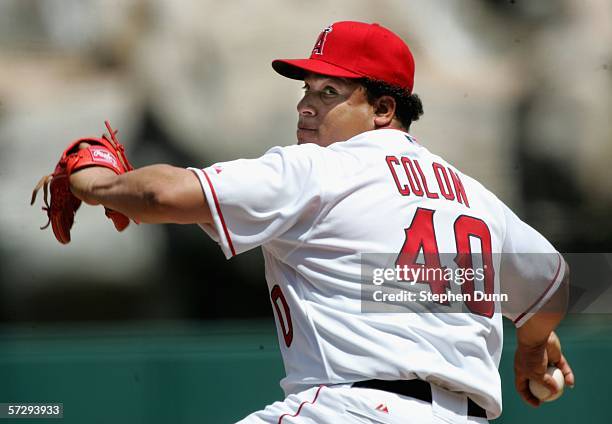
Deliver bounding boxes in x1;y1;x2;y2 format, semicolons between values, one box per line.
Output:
335;110;365;141
318;120;337;146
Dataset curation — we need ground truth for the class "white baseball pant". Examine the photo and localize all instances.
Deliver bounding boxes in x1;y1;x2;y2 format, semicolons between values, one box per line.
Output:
237;383;489;424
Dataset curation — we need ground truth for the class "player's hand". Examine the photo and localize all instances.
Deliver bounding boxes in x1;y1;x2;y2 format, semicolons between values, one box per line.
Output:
543;332;575;394
514;331;575;407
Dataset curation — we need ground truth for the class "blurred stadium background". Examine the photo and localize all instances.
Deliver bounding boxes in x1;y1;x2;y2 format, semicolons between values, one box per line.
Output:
0;0;611;422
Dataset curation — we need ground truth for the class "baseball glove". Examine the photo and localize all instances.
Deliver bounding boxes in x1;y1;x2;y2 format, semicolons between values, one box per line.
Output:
31;121;135;244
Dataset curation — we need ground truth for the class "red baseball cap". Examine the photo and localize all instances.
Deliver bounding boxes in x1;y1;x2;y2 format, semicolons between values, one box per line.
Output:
272;21;415;93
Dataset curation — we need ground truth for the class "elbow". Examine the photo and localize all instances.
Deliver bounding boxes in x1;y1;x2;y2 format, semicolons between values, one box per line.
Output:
143;182;162;211
140;173;178;224
140;183;171;224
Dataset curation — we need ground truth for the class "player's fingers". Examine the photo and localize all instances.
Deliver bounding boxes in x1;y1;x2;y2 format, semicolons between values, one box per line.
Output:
541;373;559;394
515;376;541;407
545;332;562;364
555;354;575;388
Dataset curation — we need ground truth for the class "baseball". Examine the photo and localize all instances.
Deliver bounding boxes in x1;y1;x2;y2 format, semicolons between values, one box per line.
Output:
529;366;565;401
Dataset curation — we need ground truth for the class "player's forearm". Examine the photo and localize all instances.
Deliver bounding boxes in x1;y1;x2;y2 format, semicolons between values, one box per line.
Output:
516;264;570;347
70;166;158;221
70;164;212;224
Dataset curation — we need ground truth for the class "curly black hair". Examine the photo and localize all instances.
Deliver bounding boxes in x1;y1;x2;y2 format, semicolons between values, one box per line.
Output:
359;79;424;130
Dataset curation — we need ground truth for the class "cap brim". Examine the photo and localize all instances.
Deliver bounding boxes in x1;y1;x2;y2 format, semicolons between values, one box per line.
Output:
272;58;363;81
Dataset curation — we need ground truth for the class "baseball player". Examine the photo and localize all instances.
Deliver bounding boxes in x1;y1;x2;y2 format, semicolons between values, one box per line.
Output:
36;21;574;423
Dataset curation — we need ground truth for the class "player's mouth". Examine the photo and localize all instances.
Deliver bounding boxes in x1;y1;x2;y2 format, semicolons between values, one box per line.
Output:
297;126;318;144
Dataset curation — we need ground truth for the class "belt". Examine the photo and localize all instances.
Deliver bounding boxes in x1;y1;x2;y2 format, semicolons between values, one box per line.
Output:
352;379;487;419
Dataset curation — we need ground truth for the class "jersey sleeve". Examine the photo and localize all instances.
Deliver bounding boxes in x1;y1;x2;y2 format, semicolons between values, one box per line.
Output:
499;203;566;327
188;146;322;259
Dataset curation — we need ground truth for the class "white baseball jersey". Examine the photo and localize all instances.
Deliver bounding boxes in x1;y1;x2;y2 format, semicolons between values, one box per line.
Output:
189;129;565;419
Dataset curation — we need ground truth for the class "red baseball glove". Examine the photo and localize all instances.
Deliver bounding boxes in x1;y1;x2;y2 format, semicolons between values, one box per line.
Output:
31;121;135;244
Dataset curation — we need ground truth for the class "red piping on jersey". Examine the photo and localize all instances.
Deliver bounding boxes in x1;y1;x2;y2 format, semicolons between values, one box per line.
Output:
513;253;563;325
202;169;236;257
278;385;324;424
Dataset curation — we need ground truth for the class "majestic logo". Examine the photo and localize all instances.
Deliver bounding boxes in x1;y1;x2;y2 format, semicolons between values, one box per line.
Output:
375;404;389;413
92;148;118;168
312;25;333;55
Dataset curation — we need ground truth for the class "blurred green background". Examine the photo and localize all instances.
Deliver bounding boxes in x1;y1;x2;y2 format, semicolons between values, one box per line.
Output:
0;315;608;423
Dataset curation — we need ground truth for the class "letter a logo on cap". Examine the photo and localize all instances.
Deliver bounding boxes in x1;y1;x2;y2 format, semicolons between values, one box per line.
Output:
312;25;333;55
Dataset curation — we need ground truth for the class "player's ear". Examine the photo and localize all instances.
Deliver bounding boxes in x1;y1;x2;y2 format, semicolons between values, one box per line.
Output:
372;95;397;128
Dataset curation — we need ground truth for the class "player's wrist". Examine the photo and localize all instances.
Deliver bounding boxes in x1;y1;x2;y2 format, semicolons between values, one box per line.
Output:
69;167;115;205
516;337;547;353
516;325;552;349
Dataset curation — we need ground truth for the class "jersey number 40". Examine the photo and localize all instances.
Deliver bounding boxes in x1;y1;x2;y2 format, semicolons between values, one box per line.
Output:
397;207;494;318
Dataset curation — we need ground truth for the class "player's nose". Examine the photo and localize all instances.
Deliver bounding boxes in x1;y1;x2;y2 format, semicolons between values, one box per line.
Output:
297;94;316;117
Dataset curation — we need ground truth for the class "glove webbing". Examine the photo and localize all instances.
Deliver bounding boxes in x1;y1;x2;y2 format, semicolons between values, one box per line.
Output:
30;174;54;229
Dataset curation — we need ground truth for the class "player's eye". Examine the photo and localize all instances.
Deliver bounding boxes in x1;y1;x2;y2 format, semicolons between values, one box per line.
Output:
322;86;338;96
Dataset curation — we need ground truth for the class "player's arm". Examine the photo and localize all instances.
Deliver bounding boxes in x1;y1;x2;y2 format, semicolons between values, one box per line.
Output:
69;165;212;225
513;264;574;407
515;264;569;347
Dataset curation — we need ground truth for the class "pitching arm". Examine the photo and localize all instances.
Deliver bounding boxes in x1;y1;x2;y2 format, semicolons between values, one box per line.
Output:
513;263;575;406
69;164;212;225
